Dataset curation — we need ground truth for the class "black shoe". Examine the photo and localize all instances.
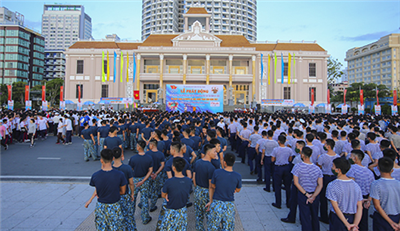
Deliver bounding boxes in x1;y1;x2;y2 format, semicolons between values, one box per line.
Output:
281;218;295;224
319;217;329;224
241;160;245;164
186;202;193;208
257;179;263;184
263;188;270;192
143;216;152;225
272;203;281;209
150;206;157;212
85;159;89;162
250;171;254;175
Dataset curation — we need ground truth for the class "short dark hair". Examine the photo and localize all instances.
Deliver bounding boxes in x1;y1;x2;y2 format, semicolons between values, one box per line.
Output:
297;140;305;148
380;139;391;149
378;157;394;173
302;147;312;158
171;141;182;153
204;143;216;155
113;147;122;159
173;157;186;172
109;126;118;133
333;157;351;174
207;129;216;139
350;149;364;161
367;132;376;141
267;130;273;137
326;139;335;149
224;152;236;166
209;138;220;145
383;148;397;161
351;139;361;149
278;135;286;144
305;134;314;143
149;139;158;148
137;140;146;150
101;149;114;163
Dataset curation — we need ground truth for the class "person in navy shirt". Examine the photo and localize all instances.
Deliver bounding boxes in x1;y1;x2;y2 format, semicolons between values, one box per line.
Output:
181;128;195;150
206;152;242;231
159;157;192;231
129;119;138;152
85;149;127;230
97;120;110;155
189;128;202;152
145;139;165;212
141;121;154;144
103;126;123;155
81;122;96;161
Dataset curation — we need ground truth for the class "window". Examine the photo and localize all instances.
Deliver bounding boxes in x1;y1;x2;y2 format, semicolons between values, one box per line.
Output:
284;87;291;99
76;84;83;99
309;87;316;101
76;60;84;74
309;63;316;77
101;85;108;98
103;60;107;74
284;62;288;76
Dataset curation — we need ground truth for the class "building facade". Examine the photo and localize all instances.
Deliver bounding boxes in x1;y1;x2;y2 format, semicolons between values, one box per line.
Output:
345;33;400;91
65;9;327;107
142;1;257;42
329;81;348;93
0;7;24;26
0;24;45;86
44;50;65;79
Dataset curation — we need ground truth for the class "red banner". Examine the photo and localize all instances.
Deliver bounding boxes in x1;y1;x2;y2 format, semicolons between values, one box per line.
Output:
344;89;347;105
42;85;46;102
60;86;64;102
25;85;29;101
394;90;397;106
311;88;315;106
134;90;140;100
360;89;364;106
78;85;81;103
7;85;12;101
327;89;330;104
377;90;379;106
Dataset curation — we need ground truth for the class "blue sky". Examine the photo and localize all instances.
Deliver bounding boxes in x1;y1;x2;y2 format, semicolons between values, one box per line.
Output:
2;0;400;67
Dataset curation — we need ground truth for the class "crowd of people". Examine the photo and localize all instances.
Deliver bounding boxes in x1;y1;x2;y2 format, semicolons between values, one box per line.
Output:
1;108;400;231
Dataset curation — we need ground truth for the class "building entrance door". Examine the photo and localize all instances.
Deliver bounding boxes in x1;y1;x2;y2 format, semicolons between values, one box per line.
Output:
234;91;247;105
146;90;158;104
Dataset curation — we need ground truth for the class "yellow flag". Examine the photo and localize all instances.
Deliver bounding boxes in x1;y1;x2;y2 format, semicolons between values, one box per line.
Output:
268;54;271;85
288;53;291;84
120;52;123;82
107;51;110;81
126;52;129;82
101;51;105;82
293;53;295;82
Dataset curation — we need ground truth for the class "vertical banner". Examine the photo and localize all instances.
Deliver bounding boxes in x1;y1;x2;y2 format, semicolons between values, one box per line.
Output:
133;53;136;84
7;100;13;110
327;89;331;114
274;53;277;83
260;54;264;85
120;51;123;82
113;51;117;83
59;101;65;110
309;105;315;114
293;53;295;82
342;104;348;114
78;85;81;103
288;53;291;84
25;100;31;111
325;104;331;114
126;52;129;82
25;85;29;102
375;105;381;115
42;85;46;102
107;51;110;81
60;86;64;102
360;89;364;106
344;89;347;105
7;85;12;101
311;88;315;106
376;88;379;105
281;53;284;83
358;105;365;115
267;54;271;85
77;102;82;111
393;90;398;116
42;101;48;111
327;89;330;105
102;51;105;82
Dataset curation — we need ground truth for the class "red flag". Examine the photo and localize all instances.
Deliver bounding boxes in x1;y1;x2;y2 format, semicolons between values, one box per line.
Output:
78;85;81;103
344;89;347;105
360;89;364;106
327;89;330;104
25;85;29;101
134;90;140;100
42;85;46;102
376;90;379;106
394;90;397;106
60;86;64;102
7;85;12;101
311;88;315;106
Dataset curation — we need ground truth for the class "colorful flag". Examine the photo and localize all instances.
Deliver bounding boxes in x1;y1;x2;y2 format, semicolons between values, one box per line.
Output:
102;51;105;82
42;85;46;102
268;54;271;85
288;53;291;84
311;88;315;106
7;85;12;101
133;53;137;84
293;53;295;83
260;54;264;85
120;51;123;82
134;90;140;100
126;52;129;82
113;51;117;83
394;90;397;106
60;86;63;102
25;85;29;102
107;51;110;81
360;88;364;106
274;53;277;83
281;53;284;84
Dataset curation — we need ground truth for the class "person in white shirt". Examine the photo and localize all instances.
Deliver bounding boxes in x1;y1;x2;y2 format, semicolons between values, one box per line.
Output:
37;115;48;140
65;115;73;144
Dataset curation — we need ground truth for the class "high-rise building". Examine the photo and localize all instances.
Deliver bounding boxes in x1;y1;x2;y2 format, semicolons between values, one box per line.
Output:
141;0;257;42
41;4;92;80
0;24;45;86
345;33;400;91
0;7;24;26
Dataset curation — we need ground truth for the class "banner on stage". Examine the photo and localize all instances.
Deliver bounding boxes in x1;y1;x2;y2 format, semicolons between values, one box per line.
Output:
261;99;294;106
325;104;331;114
358;105;364;115
42;101;48;111
342;104;348;114
60;101;65;110
392;105;398;116
100;97;134;104
375;105;381;115
77;102;82;111
165;84;223;113
25;101;32;111
308;105;315;114
7;100;13;110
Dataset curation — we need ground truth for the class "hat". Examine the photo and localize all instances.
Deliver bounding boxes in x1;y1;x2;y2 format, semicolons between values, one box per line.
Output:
55;112;59;115
299;118;305;123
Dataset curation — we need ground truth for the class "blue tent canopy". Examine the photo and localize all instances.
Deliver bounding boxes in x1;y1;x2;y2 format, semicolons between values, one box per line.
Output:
293;103;305;107
337;104;345;108
98;100;110;104
83;101;95;105
64;100;74;104
316;103;325;107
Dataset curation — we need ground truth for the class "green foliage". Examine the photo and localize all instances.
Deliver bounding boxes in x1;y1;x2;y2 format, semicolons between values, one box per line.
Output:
327;56;343;84
331;82;390;104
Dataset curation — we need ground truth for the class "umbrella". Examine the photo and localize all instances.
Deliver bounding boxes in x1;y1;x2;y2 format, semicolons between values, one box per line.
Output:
64;100;74;104
98;100;110;104
293;103;305;107
316;103;325;107
83;101;95;105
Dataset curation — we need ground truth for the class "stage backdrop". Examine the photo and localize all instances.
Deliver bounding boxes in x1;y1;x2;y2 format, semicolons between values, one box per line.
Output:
166;84;224;113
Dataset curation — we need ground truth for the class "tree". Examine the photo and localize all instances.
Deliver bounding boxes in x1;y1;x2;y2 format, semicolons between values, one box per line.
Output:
327;56;344;84
46;78;64;106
